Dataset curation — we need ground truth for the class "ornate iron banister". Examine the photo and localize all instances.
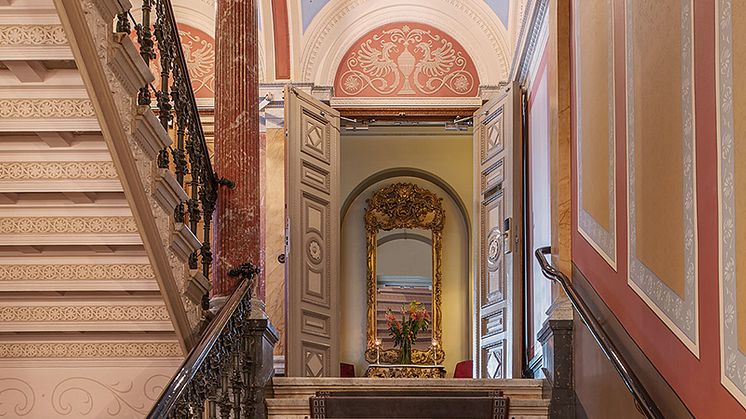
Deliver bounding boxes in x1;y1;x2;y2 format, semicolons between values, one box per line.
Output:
116;0;220;310
147;263;260;418
535;246;664;419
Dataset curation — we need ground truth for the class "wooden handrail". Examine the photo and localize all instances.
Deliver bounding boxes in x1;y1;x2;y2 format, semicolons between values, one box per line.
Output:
534;246;664;419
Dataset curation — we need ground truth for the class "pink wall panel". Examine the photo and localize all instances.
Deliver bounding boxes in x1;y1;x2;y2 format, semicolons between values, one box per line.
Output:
571;0;744;416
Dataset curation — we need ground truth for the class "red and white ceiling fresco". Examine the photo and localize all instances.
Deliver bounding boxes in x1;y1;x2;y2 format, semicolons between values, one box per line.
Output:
333;22;480;98
131;24;215;99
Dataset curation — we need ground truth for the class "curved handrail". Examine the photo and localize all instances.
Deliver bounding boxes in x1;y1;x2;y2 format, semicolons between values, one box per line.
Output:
147;264;255;418
534;246;664;419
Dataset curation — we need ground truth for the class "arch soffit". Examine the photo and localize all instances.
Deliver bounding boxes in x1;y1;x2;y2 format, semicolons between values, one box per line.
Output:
341;167;471;235
301;0;510;87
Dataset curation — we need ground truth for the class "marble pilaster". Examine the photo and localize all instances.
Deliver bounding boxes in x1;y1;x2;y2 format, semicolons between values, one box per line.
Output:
213;0;262;297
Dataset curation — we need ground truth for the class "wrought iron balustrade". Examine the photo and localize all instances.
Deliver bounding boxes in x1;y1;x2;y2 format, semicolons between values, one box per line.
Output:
116;0;220;311
147;263;260;418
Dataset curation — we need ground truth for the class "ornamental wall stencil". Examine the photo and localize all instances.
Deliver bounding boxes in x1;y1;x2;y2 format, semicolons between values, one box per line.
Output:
334;22;480;98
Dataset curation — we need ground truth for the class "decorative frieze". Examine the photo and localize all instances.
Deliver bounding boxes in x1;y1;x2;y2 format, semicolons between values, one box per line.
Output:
0;162;118;180
0;99;95;119
0;264;154;281
0;217;138;234
0;25;68;46
0;305;170;322
0;342;182;358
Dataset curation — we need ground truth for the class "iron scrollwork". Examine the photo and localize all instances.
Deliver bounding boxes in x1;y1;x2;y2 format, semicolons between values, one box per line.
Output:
123;0;219;315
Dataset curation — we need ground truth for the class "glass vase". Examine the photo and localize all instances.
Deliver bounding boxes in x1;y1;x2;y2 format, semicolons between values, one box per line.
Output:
400;340;412;364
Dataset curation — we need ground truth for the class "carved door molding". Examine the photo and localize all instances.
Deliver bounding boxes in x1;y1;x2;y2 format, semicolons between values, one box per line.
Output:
473;82;523;378
285;86;340;377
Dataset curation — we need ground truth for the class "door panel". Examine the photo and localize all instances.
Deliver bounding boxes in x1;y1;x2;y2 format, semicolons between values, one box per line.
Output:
285;86;340;377
474;82;523;378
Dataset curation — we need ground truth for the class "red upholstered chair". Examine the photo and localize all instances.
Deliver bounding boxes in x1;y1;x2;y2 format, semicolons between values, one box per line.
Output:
453;360;473;378
340;363;355;377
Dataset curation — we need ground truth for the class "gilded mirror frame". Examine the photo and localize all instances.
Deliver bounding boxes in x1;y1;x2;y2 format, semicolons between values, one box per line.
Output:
364;182;445;364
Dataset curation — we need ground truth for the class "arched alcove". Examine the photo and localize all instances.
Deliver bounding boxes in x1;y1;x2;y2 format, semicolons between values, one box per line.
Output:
340;175;471;376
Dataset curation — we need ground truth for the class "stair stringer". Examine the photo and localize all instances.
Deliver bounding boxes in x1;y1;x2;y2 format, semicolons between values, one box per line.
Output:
54;0;205;350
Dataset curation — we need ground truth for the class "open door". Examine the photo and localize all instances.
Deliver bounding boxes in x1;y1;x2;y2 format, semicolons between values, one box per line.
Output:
284;86;340;377
473;82;523;378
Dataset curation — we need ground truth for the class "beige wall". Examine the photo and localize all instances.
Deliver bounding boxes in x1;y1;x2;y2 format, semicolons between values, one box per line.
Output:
263;128;286;356
339;130;473;376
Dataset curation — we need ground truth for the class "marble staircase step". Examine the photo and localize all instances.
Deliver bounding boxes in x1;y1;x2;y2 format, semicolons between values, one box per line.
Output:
267;377;550;419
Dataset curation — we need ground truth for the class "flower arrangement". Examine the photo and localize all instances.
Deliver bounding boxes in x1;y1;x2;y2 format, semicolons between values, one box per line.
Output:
385;300;431;364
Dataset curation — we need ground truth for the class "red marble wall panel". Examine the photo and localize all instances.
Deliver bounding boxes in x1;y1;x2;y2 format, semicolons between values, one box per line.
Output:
333;22;480;98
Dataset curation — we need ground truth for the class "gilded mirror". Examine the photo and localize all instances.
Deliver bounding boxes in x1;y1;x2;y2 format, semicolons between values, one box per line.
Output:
364;183;445;364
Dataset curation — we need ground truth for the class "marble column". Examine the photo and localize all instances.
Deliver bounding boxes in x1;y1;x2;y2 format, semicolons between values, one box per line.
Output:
213;0;263;298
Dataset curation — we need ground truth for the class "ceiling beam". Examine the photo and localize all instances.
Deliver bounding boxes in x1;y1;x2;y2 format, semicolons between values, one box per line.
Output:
90;245;115;253
0;193;19;204
36;131;74;147
3;60;48;82
62;192;97;204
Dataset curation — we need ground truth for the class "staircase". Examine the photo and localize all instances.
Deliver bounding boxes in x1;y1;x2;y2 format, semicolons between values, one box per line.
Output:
267;377;551;418
0;0;210;417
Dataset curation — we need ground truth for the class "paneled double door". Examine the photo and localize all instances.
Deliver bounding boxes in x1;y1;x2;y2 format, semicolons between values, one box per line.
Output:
283;84;523;379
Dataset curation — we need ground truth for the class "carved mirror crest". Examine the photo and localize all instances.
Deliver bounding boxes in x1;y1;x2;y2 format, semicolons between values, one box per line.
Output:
364;182;445;364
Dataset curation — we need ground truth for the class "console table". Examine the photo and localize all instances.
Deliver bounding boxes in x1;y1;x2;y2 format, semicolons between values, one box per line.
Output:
364;364;446;378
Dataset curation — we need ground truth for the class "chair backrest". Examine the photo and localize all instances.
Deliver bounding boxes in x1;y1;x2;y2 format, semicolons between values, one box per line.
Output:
453;360;473;378
340;363;355;377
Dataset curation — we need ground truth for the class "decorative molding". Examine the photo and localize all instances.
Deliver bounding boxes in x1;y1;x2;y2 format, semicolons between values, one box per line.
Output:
0;25;68;46
333;22;480;98
625;0;698;355
132;106;172;160
0;305;170;322
153;169;189;215
0;378;35;416
0;216;138;234
0;342;183;358
0;99;95;119
169;223;201;263
717;0;746;407
300;0;510;86
108;32;154;96
0;162;117;180
185;270;210;306
511;0;550;85
574;0;617;269
92;0;131;22
329;96;481;109
0;264;154;281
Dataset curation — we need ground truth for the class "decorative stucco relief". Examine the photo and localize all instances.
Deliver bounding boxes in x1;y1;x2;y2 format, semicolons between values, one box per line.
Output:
0;342;182;358
0;217;138;234
334;22;480;98
0;25;68;46
0;162;118;180
0;369;175;417
0;99;96;119
0;264;154;281
0;305;170;322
